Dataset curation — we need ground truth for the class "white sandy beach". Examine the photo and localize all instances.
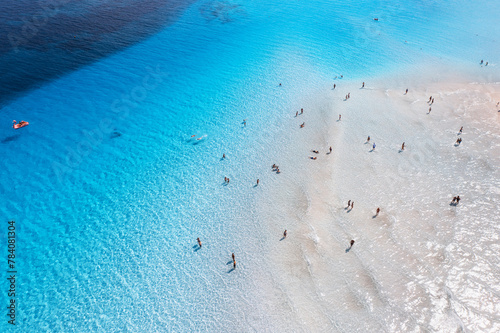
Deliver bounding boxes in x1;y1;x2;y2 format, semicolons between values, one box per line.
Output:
251;67;500;332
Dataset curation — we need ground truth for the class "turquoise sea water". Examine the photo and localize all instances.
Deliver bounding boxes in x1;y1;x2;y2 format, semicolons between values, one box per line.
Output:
1;0;499;331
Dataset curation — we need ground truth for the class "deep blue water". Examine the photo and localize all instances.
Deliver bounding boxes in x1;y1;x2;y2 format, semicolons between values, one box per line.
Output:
1;0;499;331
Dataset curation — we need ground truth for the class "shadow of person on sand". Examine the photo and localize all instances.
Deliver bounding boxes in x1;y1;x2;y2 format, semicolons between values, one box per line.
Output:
347;208;352;213
345;247;351;253
279;237;286;241
369;149;374;152
398;149;404;153
372;215;378;219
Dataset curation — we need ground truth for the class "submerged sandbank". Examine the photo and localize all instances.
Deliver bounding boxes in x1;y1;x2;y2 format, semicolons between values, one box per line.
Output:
254;68;500;332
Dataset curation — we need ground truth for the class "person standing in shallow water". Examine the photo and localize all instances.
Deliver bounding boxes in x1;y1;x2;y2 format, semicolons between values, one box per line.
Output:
197;238;202;248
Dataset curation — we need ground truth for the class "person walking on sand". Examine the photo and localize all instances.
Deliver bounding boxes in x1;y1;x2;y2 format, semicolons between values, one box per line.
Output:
459;126;463;134
372;142;376;150
376;207;380;216
351;201;354;209
362;82;365;88
401;142;405;151
428;96;432;103
451;196;457;204
456;196;461;204
431;98;434;104
233;260;236;269
256;179;259;185
300;108;304;114
339;114;342;121
348;92;350;99
405;88;408;94
334;83;336;89
367;136;370;142
232;253;235;262
300;122;305;128
428;107;431;113
283;230;287;238
197;238;202;248
296;111;298;117
350;240;355;248
347;200;351;208
329;146;332;153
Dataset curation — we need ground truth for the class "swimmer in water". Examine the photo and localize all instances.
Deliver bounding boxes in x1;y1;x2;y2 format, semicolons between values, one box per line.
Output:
191;135;196;138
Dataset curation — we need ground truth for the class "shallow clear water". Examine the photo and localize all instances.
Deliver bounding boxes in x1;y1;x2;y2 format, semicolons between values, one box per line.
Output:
0;0;499;331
